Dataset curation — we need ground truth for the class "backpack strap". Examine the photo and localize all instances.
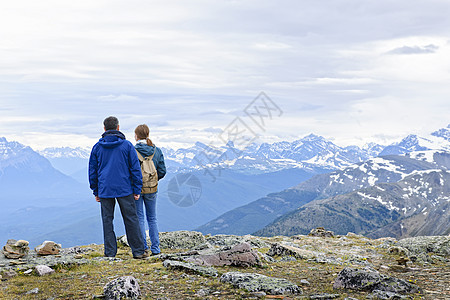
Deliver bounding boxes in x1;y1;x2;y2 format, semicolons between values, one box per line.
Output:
136;150;144;162
136;150;155;161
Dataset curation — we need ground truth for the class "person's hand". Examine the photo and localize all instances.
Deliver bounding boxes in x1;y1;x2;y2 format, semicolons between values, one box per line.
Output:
134;194;140;200
95;196;100;202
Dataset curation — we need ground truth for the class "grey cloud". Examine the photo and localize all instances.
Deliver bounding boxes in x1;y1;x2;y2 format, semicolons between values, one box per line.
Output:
387;44;439;55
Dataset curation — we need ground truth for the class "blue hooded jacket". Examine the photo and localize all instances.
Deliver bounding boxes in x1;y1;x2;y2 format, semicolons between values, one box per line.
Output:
135;142;166;180
89;130;143;198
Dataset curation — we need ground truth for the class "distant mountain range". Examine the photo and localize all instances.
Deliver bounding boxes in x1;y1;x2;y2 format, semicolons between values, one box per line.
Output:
0;138;88;204
255;152;450;239
1;124;449;246
196;125;450;238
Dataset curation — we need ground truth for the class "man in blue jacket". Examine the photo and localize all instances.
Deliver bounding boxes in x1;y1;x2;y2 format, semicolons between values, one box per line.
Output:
89;116;147;259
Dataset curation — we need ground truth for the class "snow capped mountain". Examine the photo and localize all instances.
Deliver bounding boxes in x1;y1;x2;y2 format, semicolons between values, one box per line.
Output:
256;167;450;239
0;137;51;171
379;127;450;156
29;124;450;177
198;149;450;236
37;147;91;180
0;137;87;201
431;124;450;141
39;147;91;159
164;134;385;173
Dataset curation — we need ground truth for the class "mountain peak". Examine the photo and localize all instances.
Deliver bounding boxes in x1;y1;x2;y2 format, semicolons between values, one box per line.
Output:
431;125;450;141
301;133;326;142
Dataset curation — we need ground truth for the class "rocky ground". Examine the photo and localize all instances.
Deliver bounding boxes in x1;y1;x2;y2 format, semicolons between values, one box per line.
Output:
0;230;449;299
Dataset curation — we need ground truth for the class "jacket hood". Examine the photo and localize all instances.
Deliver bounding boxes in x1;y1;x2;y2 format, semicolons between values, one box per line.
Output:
99;130;126;148
135;142;155;158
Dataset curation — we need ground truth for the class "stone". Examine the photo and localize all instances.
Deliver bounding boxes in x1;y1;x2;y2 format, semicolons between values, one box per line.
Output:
396;257;409;266
194;288;210;297
309;294;340;299
280;256;297;262
300;279;310;285
333;267;421;294
162;260;218;277
309;227;334;237
388;246;409;256
35;241;61;256
2;270;18;279
367;290;413;299
184;242;262;267
61;246;94;255
2;239;29;259
35;265;55;276
103;276;140;300
397;236;450;256
220;272;302;295
9;260;26;265
26;288;39;294
251;291;266;297
267;243;316;260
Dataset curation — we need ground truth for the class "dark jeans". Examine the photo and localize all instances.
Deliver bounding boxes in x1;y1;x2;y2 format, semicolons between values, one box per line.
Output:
100;194;145;257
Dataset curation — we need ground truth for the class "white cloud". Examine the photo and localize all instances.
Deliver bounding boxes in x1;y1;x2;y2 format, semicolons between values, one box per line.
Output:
0;1;449;149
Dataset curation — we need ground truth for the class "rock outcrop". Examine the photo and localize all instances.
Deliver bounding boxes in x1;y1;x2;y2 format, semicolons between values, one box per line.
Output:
333;267;421;295
309;227;334;237
397;236;449;256
267;242;316;260
2;239;30;259
159;231;207;249
220;272;302;295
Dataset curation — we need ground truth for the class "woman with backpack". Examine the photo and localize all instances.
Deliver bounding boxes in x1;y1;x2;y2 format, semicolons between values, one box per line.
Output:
134;124;166;255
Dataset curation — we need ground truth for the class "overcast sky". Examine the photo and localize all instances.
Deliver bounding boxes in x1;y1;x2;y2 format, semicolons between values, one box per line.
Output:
1;0;449;150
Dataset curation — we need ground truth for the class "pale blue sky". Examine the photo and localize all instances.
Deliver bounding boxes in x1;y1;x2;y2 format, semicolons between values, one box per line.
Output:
1;0;449;150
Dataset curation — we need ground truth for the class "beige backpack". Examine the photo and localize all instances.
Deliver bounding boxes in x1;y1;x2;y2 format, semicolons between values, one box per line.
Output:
136;151;158;193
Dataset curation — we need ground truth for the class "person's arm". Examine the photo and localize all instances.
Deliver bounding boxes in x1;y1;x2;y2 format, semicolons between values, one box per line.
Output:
88;145;99;200
156;148;166;180
129;145;143;196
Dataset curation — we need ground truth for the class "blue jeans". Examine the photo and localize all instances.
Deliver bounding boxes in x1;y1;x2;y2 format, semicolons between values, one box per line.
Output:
100;194;145;257
135;192;160;254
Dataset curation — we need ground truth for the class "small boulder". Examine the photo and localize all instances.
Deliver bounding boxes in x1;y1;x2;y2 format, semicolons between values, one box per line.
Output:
388;246;409;256
309;227;334;238
35;241;61;256
367;290;412;299
2;270;18;279
103;276;140;300
220;272;301;295
184;242;262;267
333;267;421;294
2;239;29;259
35;265;55;276
267;242;316;260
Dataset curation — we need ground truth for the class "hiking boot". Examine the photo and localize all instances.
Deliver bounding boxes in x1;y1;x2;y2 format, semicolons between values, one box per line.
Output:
133;252;149;259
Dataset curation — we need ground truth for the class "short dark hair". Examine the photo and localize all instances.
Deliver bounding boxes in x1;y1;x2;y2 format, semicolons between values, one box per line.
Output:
103;116;119;130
